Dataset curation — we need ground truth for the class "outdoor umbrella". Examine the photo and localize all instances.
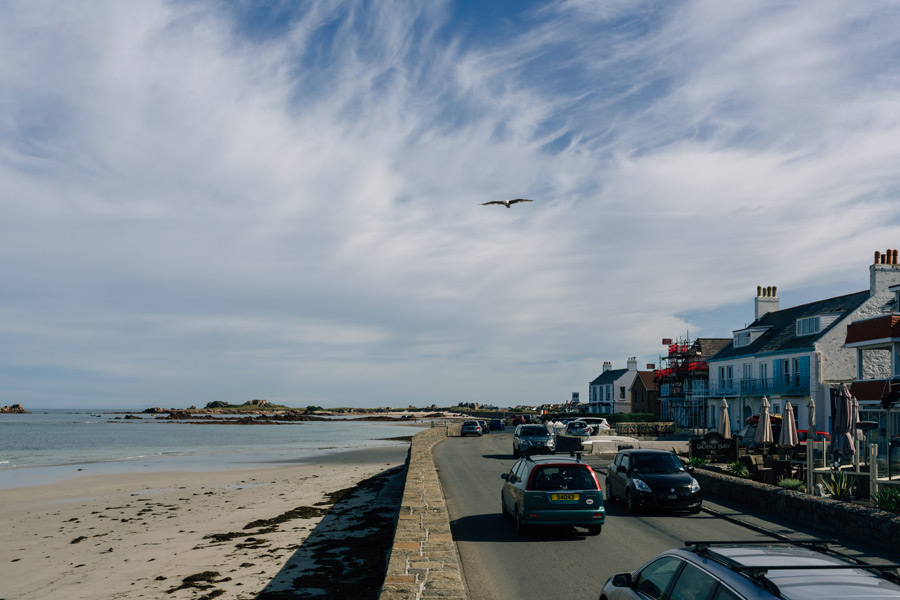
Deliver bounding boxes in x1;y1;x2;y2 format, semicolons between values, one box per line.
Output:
755;396;774;451
779;401;799;449
831;383;855;462
717;399;731;438
807;397;816;439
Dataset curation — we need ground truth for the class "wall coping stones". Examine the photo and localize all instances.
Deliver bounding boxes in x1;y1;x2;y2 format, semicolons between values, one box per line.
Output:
379;424;467;600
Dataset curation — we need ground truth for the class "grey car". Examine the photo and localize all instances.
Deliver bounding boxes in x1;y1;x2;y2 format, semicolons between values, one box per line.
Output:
460;420;483;436
513;424;556;457
599;539;900;600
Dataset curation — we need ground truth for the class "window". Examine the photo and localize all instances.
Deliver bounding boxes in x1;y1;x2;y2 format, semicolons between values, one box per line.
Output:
634;556;682;599
620;386;625;399
669;562;719;600
712;586;742;600
796;316;821;336
734;331;751;347
742;363;752;381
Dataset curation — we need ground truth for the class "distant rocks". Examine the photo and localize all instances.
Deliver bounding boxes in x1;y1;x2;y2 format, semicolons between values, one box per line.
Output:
0;404;28;414
205;401;231;409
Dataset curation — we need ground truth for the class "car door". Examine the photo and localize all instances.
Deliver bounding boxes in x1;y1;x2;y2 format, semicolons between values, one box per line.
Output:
632;555;683;599
503;459;527;511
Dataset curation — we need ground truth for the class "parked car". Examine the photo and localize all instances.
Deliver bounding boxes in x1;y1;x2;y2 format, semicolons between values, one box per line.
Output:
460;420;483;436
599;539;900;600
513;424;556;457
565;420;591;437
500;454;604;536
489;418;505;431
477;419;491;434
605;448;701;514
579;417;611;434
512;415;527;426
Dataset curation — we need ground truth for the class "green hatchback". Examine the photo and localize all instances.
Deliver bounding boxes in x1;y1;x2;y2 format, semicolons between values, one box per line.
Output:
500;454;605;536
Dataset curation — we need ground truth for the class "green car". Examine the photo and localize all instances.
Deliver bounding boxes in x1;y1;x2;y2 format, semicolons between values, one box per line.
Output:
500;454;605;536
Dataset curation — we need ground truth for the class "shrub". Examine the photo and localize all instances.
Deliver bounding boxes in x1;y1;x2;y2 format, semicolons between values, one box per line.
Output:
821;470;853;501
728;461;749;478
777;478;805;492
871;486;900;514
687;457;708;468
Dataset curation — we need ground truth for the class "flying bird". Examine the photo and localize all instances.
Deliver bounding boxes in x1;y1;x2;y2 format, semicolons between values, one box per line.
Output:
481;198;535;208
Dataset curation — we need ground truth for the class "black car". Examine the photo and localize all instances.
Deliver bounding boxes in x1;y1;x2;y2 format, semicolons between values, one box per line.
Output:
605;449;701;514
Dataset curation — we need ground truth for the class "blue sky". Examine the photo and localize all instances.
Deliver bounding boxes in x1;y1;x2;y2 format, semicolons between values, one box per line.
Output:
2;1;900;409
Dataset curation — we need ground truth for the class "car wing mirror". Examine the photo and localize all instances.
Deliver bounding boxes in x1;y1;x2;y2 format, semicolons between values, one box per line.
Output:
611;573;632;587
501;473;508;480
616;465;627;474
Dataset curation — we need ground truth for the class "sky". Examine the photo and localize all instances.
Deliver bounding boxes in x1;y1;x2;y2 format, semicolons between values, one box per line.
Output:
3;1;900;410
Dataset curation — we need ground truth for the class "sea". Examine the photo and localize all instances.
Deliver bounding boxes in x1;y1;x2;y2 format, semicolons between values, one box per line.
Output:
0;409;426;490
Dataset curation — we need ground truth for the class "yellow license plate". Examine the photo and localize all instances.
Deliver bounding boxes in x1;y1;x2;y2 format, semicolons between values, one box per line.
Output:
551;493;579;501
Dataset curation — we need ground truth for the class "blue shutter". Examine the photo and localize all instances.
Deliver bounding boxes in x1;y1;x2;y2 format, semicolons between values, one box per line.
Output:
772;360;782;395
798;356;810;393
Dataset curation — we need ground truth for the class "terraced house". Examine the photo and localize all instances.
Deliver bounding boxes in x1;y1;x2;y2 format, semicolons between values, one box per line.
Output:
706;250;900;435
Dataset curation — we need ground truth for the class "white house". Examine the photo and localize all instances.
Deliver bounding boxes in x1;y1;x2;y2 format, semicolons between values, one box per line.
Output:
707;251;900;435
588;358;639;414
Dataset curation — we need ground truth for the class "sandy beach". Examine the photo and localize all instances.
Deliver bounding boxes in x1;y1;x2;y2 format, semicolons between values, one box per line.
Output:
0;445;410;600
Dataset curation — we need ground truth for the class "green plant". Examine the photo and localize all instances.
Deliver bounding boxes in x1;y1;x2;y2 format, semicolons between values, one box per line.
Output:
871;486;900;514
728;461;749;478
777;478;806;492
687;457;709;468
821;470;853;501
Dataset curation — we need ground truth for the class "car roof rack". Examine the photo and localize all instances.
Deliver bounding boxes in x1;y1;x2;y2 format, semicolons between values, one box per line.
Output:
685;540;900;591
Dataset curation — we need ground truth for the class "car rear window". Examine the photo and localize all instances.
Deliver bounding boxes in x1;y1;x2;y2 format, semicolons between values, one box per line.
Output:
530;465;598;491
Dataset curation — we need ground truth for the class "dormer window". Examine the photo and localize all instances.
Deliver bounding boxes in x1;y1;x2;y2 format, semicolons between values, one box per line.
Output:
734;332;752;347
796;316;820;336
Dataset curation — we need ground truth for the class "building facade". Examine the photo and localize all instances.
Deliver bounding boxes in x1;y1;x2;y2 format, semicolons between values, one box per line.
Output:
708;251;900;436
588;358;639;414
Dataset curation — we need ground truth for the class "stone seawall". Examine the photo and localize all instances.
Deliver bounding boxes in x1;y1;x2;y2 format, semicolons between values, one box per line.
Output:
693;469;900;551
379;424;466;600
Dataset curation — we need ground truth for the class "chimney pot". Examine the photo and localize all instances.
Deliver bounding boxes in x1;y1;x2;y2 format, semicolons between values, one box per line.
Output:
876;251;882;265
894;249;898;265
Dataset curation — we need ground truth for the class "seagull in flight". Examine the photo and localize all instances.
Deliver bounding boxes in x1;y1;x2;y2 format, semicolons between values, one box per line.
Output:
481;198;535;208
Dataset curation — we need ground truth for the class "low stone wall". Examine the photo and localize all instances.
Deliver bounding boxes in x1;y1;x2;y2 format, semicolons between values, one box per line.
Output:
379;423;466;600
693;468;900;551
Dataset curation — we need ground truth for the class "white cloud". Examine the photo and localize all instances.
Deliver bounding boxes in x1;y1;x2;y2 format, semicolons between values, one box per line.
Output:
1;0;900;407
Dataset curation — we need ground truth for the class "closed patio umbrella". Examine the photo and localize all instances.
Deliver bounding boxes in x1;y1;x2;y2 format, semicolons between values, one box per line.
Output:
778;401;799;449
807;397;816;439
717;399;731;438
755;396;774;451
831;383;855;462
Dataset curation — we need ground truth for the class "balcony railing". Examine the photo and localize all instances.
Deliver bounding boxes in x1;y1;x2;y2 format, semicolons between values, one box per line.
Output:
708;377;810;397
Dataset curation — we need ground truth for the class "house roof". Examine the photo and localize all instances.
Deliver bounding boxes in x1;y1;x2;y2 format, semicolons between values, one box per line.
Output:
694;338;731;358
631;371;657;391
710;290;870;362
589;368;628;386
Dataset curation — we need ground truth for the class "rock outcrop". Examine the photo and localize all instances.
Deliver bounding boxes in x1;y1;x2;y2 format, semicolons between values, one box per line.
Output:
0;404;28;413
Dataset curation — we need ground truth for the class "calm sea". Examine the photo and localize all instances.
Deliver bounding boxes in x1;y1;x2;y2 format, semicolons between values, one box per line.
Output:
0;409;425;489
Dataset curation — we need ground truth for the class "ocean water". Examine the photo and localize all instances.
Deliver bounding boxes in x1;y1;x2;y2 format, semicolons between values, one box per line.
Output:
0;409;425;489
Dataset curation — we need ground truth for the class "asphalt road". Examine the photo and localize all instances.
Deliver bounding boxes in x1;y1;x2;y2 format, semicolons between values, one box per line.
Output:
433;431;890;600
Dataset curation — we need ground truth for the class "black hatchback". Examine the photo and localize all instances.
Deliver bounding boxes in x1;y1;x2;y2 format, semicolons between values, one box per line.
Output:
605;449;701;514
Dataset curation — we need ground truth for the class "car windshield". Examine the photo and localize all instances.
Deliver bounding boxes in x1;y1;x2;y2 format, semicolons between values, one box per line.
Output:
463;421;478;426
520;426;548;437
631;454;684;474
532;465;597;491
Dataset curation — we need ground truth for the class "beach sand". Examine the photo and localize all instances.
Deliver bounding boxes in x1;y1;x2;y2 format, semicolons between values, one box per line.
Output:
0;445;410;600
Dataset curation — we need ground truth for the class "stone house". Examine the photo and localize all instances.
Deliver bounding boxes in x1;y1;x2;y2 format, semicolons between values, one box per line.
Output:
629;371;659;418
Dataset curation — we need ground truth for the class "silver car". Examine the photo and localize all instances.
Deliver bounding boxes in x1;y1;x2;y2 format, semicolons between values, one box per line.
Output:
600;539;900;600
513;424;555;458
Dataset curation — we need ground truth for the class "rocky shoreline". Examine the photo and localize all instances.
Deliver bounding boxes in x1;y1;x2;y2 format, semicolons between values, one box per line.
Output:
0;403;28;413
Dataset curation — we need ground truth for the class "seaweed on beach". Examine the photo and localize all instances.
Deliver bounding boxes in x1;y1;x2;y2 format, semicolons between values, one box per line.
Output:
165;571;224;593
242;506;329;530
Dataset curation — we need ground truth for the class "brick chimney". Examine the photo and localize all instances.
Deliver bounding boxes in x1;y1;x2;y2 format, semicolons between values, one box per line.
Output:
871;249;900;297
755;285;779;321
602;361;612;373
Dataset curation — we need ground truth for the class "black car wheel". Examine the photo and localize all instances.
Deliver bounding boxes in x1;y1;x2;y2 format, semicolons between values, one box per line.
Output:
587;525;602;536
515;507;529;535
689;505;702;514
626;489;638;514
501;498;511;519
